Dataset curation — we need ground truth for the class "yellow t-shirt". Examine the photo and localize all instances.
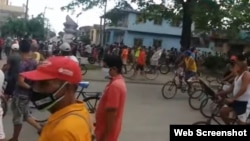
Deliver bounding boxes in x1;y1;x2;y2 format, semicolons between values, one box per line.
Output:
135;48;140;58
184;57;197;72
38;101;92;141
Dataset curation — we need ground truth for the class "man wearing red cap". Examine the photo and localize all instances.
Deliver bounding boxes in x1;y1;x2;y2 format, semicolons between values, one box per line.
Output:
21;56;92;141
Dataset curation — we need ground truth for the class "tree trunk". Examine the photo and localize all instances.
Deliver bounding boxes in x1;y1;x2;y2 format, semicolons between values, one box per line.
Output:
180;0;192;50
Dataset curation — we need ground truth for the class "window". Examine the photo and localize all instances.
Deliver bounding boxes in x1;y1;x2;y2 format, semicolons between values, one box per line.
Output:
154;18;162;25
134;38;143;46
153;39;162;47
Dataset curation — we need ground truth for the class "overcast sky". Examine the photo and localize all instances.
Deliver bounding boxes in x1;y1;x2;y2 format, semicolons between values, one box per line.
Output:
9;0;118;33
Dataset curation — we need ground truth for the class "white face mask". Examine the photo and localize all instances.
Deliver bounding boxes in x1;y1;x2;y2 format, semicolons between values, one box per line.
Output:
102;68;110;78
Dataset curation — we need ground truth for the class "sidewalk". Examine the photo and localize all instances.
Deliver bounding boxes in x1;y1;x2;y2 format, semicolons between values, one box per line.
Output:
83;69;171;85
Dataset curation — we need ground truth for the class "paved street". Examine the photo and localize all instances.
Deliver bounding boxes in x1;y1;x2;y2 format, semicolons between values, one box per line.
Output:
2;81;206;141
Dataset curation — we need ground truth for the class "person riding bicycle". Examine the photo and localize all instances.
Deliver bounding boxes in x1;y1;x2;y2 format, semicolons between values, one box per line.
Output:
179;50;197;89
59;42;79;63
217;60;250;125
222;55;237;84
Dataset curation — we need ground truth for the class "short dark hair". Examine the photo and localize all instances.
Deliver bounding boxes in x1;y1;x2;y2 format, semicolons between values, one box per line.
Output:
19;39;31;53
103;55;123;73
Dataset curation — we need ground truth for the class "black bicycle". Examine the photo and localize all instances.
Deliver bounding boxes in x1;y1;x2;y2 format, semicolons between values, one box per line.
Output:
76;81;101;113
29;81;101;122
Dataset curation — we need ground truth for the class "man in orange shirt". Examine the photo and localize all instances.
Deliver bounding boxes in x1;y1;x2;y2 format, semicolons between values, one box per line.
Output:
96;55;127;141
121;46;128;73
132;47;146;78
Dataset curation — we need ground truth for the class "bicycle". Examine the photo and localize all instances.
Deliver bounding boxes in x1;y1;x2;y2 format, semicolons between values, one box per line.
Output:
76;81;101;113
29;81;101;122
188;78;217;110
161;68;201;99
192;97;250;125
188;78;230;111
78;57;88;75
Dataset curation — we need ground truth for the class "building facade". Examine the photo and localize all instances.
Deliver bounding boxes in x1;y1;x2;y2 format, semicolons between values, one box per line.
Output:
101;8;185;49
79;24;101;45
0;1;25;28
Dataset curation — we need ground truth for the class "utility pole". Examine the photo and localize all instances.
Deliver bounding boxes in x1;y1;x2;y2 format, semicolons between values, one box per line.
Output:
24;0;29;20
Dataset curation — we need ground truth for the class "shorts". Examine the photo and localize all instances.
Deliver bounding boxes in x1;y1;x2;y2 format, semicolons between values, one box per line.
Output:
185;71;196;81
0;108;5;139
136;64;144;71
11;95;31;125
229;101;249;122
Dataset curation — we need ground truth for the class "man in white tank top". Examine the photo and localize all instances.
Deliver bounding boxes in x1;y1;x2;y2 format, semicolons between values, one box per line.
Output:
217;60;250;124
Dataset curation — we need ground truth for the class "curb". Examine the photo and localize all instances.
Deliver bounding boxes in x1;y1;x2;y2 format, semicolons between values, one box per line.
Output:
84;78;165;85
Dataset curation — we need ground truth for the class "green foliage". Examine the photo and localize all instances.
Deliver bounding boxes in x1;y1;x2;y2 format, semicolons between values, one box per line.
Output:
0;14;53;40
203;56;227;71
62;0;250;38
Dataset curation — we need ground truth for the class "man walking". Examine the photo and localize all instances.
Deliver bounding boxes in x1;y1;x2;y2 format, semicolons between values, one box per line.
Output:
95;55;127;141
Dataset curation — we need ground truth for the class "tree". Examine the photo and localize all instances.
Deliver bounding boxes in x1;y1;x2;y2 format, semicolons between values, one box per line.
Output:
62;0;250;49
0;13;55;40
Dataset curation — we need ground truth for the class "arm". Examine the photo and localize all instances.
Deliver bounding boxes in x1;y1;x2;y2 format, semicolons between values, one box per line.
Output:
218;84;234;96
232;72;250;101
17;62;31;89
17;75;31;89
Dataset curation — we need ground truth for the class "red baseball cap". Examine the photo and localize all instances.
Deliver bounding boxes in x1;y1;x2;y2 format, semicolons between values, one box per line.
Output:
21;56;82;84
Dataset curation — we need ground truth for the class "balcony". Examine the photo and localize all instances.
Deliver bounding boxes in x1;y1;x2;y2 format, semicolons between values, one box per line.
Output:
0;4;24;16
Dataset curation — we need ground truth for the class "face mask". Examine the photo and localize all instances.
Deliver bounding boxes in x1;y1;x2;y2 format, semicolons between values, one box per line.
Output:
30;82;68;111
102;67;110;78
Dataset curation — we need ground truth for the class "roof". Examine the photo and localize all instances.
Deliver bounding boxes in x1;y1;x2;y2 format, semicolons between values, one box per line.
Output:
100;8;140;18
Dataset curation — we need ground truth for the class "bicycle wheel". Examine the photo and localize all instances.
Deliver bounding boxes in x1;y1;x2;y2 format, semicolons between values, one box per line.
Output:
29;103;49;122
187;82;202;97
200;97;217;118
192;121;210;125
188;91;207;110
161;81;177;99
81;64;88;75
1;96;7;117
84;97;100;113
145;67;159;80
159;64;170;74
127;64;135;72
189;89;204;99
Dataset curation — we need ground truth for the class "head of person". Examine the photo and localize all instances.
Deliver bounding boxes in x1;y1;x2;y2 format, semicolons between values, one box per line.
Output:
190;47;196;53
184;50;192;58
11;43;19;53
233;60;248;74
229;55;237;65
102;55;123;77
20;56;82;112
19;39;31;55
31;39;39;52
60;42;72;56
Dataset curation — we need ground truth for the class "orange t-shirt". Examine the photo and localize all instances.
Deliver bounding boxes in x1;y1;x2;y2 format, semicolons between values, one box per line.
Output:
95;75;127;141
137;50;146;65
121;48;128;60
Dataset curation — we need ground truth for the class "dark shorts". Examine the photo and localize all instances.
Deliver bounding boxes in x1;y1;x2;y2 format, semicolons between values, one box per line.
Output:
229;101;248;115
136;64;144;71
185;71;196;80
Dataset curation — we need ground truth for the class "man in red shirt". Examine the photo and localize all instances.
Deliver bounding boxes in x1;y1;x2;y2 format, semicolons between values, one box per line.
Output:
132;47;146;78
95;55;127;141
0;37;4;59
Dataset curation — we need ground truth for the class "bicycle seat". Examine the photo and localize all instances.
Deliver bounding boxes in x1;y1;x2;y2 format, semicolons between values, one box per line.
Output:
78;81;90;88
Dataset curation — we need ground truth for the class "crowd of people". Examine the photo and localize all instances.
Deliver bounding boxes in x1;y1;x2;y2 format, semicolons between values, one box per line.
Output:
0;38;128;141
0;36;249;141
